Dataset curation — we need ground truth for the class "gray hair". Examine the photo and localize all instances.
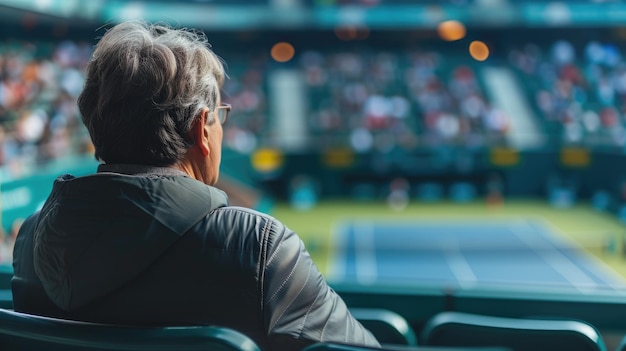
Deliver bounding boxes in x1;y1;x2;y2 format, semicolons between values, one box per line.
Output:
78;21;226;165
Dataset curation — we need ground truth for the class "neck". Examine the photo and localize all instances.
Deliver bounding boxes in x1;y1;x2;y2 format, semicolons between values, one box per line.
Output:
176;157;213;185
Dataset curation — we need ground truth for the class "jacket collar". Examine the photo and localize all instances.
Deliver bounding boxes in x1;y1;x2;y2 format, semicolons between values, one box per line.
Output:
97;163;188;177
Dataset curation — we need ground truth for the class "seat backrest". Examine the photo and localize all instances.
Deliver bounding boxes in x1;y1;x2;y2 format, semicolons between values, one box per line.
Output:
0;289;12;310
350;307;418;346
0;265;13;309
0;308;260;351
420;311;606;351
0;265;12;290
302;342;512;351
615;335;626;351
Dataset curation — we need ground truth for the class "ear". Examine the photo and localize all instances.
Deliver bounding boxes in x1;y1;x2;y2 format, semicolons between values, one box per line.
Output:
191;108;210;157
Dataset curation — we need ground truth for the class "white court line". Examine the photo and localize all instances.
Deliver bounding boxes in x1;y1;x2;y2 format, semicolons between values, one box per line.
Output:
444;241;478;289
354;222;377;285
533;217;626;291
326;222;349;282
511;219;598;294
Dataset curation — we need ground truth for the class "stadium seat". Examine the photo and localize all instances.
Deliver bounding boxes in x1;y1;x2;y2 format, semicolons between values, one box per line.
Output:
0;290;11;310
0;265;12;290
449;182;477;203
416;183;444;202
0;265;13;309
350;308;418;346
614;334;626;351
420;311;606;351
0;308;260;351
302;342;512;351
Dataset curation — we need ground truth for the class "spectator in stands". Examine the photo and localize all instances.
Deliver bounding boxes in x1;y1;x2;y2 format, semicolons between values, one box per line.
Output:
11;21;380;351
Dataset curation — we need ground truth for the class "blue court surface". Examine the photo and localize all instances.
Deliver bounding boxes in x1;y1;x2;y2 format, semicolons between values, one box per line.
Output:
327;219;626;293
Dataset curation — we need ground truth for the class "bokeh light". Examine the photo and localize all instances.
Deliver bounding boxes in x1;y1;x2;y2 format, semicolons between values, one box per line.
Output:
437;20;466;42
21;13;38;29
469;40;490;61
271;42;295;63
334;26;370;41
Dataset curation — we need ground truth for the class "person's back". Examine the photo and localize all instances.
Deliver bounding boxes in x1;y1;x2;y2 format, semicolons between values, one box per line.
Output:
11;21;380;351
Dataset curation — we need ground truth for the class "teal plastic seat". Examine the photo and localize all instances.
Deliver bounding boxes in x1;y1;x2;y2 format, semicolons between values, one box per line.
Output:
303;342;511;351
421;311;606;351
0;289;12;310
0;265;13;309
350;308;418;346
0;308;260;351
0;265;12;290
615;335;626;351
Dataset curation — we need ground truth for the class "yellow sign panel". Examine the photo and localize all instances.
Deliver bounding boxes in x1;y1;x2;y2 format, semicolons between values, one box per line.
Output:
489;147;519;167
322;148;355;168
251;148;284;173
560;147;590;167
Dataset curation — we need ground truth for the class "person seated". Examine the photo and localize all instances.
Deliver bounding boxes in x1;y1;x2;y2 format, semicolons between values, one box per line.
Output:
11;20;380;351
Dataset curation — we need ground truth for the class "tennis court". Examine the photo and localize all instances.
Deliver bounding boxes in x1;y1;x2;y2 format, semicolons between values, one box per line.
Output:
326;218;626;293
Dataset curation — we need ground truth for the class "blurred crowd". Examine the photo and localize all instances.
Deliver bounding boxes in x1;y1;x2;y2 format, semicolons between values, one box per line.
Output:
509;39;626;149
3;37;626;168
14;37;626;165
12;36;626;170
0;39;93;181
220;56;269;154
300;49;509;153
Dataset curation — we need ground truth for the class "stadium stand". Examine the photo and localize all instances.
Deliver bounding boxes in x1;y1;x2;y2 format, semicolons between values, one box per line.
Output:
299;49;507;151
220;54;270;154
508;39;626;150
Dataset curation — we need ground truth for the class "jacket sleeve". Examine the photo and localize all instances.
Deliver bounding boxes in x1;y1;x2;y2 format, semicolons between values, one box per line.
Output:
260;218;380;350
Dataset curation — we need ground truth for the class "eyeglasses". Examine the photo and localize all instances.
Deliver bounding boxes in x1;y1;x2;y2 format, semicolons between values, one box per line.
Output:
216;103;231;125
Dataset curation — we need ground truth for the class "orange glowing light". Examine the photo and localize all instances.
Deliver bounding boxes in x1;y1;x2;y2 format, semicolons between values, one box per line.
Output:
335;26;357;41
469;40;490;61
334;26;370;41
271;42;295;63
437;20;466;42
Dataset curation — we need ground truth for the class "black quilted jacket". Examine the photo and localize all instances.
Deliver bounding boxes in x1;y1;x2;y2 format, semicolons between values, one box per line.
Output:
11;164;380;351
